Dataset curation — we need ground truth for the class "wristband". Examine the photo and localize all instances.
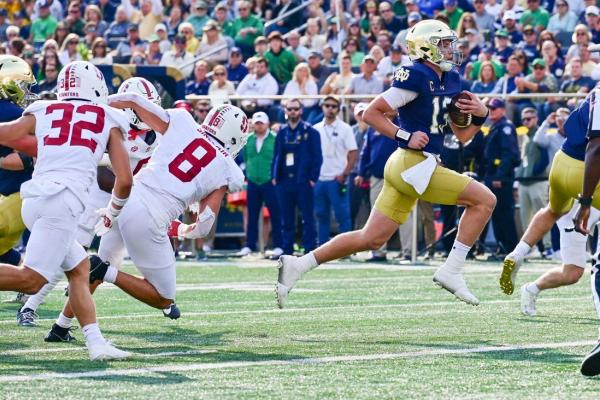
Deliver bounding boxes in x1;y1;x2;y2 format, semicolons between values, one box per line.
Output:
471;109;489;127
578;194;593;207
108;193;129;217
394;127;412;142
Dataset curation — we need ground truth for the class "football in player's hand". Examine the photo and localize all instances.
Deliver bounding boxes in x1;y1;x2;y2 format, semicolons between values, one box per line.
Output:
448;92;472;128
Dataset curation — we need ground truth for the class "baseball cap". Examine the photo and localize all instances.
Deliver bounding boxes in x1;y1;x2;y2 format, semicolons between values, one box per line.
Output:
586;5;600;15
408;11;422;22
502;10;516;20
252;111;269;124
391;45;403;53
254;35;267;45
128;23;139;31
38;0;51;8
488;98;505;109
532;58;546;67
155;23;167;33
230;46;242;54
215;0;228;9
148;33;160;42
203;20;219;31
495;28;509;38
465;28;478;35
444;0;457;6
523;24;535;32
308;51;322;59
354;102;368;116
267;31;283;41
362;54;376;63
194;0;208;9
482;44;494;54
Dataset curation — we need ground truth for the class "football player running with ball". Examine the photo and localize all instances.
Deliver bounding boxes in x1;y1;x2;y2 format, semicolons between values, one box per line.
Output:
0;61;133;361
276;19;494;307
50;91;247;332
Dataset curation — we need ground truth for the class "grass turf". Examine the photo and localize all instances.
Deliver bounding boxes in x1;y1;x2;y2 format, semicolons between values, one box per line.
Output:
1;258;600;399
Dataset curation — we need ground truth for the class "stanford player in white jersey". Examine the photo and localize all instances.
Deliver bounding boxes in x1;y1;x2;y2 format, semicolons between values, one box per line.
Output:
16;78;163;333
53;91;248;323
0;61;133;361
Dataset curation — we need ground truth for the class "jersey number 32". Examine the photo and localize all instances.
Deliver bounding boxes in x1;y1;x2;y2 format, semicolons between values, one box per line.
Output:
44;103;105;152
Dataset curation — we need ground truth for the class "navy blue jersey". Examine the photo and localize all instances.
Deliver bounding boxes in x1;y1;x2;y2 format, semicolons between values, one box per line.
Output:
588;90;600;141
391;61;462;155
0;100;31;196
562;93;593;161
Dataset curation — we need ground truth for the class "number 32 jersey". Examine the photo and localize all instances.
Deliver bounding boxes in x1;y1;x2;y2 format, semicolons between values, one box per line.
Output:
391;61;461;155
22;100;129;204
135;108;244;223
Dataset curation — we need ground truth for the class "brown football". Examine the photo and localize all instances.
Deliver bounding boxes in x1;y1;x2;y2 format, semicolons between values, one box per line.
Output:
448;92;472;128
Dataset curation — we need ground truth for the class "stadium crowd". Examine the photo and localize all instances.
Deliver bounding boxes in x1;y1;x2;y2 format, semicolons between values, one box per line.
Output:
1;0;598;261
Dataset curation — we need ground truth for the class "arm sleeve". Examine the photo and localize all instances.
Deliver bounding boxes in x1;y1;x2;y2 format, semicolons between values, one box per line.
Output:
588;90;600;138
107;92;169;124
380;87;419;110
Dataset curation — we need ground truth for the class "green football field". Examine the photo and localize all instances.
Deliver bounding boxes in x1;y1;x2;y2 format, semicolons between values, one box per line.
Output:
1;257;600;399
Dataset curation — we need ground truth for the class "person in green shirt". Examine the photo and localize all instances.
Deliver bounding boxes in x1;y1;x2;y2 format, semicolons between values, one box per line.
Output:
264;31;296;84
232;0;264;57
237;111;283;258
186;0;210;37
440;0;464;30
519;0;550;31
31;2;57;45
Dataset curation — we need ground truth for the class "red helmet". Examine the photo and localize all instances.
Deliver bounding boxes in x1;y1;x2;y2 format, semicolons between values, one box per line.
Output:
173;100;192;114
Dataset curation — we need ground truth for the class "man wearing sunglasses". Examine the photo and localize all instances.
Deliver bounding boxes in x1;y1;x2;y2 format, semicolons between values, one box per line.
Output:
272;99;322;256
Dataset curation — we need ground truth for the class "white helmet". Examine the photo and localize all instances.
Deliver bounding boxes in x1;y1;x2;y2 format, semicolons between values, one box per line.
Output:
200;105;249;157
57;61;109;104
118;77;161;130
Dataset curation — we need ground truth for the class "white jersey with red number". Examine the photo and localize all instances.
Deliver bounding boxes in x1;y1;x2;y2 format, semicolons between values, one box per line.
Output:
135;108;244;224
21;100;129;203
125;129;160;175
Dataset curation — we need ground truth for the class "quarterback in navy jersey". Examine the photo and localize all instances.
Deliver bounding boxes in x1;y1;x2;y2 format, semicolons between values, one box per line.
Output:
276;19;495;308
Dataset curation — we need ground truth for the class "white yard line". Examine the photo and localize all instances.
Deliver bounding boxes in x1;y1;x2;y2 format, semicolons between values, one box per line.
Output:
2;347;216;357
0;295;591;325
0;340;594;382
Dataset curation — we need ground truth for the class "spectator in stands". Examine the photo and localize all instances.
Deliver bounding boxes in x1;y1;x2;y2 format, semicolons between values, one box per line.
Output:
502;11;522;45
301;18;326;53
561;58;595;107
322;44;336;66
307;51;328;90
164;0;190;18
8;37;24;57
214;1;235;40
154;23;171;53
251;0;273;20
66;2;85;36
208;64;235;106
32;0;63;22
520;0;549;32
35;61;59;93
566;24;591;60
456;12;477;38
313;95;357;245
138;0;163;40
517;25;540;62
144;34;162;65
160;34;194;77
121;0;142;23
512;49;531;74
515;58;558;122
343;38;365;67
378;1;406;35
485;0;502;19
178;22;200;54
464;29;483;62
471;60;498;93
493;29;514;64
254;35;268;57
321;54;355;95
104;6;129;40
492;55;524;119
226;47;248;85
269;0;303;35
441;0;464;30
12;11;30;40
272;98;322;255
349;103;370;230
345;55;384;98
237;111;283;258
376;45;409;86
547;0;578;35
90;36;112;64
541;39;565;80
186;60;211;96
473;0;495;35
58;33;82;66
83;22;101;49
193;100;210;123
197;21;228;65
394;11;421;52
585;5;600;43
286;30;309;62
186;0;210;36
284;62;319;122
360;0;378;34
236;56;279;115
232;0;264;58
533;107;569;161
166;6;183;38
369;45;385;65
31;1;57;50
577;43;598;76
376;30;392;54
84;4;108;37
112;24;146;64
95;0;118;24
41;39;59;58
265;31;296;84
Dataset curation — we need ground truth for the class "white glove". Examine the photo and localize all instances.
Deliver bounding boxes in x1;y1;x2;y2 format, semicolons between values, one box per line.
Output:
94;207;118;236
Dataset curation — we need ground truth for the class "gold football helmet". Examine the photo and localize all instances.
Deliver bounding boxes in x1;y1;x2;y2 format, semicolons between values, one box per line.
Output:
405;19;462;72
0;55;37;107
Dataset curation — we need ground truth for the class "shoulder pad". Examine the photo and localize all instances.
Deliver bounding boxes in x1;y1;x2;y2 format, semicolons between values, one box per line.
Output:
391;65;423;92
103;106;131;134
23;100;53;116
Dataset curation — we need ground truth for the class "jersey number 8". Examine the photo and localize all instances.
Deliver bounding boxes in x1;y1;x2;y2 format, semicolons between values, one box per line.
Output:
168;137;217;182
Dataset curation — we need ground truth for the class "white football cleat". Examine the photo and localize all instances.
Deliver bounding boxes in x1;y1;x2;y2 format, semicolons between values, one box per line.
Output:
500;253;523;295
433;267;480;306
520;284;537;316
235;246;252;256
88;342;132;361
276;255;303;309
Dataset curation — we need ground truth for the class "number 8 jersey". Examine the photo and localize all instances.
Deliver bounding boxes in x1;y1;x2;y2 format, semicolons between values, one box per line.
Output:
135;108;244;224
21;100;130;204
387;61;461;155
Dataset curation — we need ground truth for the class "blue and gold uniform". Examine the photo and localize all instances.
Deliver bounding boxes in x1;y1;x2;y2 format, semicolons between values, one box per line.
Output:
0;99;30;264
548;92;600;214
373;61;474;224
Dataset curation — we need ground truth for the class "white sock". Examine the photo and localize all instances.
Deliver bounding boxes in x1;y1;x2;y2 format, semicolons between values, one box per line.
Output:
512;241;531;260
298;252;318;274
103;266;118;284
441;240;471;273
23;275;61;311
526;282;541;295
82;323;105;346
56;312;73;329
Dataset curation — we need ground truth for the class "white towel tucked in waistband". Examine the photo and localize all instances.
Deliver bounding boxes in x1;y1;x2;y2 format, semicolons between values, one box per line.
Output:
400;152;438;195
